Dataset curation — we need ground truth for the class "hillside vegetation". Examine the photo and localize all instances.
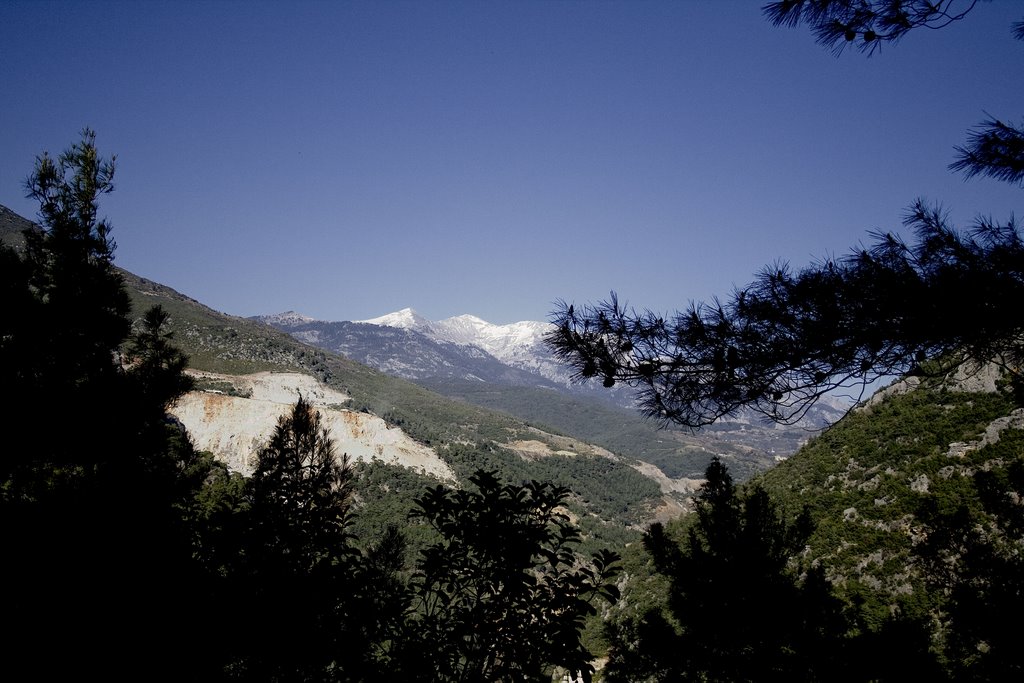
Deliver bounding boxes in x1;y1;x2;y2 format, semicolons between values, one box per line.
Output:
602;364;1024;680
755;367;1022;619
122;270;664;537
0;134;629;681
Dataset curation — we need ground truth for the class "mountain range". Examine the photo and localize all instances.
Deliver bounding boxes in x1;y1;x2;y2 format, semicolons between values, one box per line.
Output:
0;202;693;542
254;308;851;478
1;201;845;498
256;307;604;394
7;198;1023;677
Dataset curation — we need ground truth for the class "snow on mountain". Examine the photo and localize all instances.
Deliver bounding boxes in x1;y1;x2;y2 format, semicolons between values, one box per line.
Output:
357;307;435;333
348;308;851;428
360;309;566;384
432;315;551;363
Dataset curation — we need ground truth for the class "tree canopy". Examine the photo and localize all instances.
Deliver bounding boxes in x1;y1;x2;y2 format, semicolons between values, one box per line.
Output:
400;469;621;682
1;129;220;678
546;2;1024;430
763;0;987;54
604;458;855;682
546;204;1024;429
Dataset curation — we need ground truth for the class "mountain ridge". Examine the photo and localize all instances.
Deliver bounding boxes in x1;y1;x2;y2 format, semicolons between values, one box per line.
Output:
1;202;673;541
257;308;851;480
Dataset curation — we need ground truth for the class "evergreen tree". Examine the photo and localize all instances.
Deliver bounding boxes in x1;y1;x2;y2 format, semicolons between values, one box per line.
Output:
547;209;1024;429
224;396;360;681
1;129;217;679
763;0;986;55
915;458;1024;680
605;459;848;682
547;3;1024;430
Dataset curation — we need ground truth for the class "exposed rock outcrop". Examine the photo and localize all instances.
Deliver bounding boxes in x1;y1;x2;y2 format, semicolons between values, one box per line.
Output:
171;370;455;481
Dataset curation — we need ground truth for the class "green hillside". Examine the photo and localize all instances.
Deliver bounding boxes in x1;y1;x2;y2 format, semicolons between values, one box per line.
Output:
604;363;1024;679
417;378;782;481
120;270;662;540
3;204;661;547
753;369;1021;618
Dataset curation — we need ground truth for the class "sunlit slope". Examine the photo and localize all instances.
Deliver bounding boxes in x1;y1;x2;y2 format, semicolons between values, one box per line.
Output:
752;367;1022;616
2;203;664;534
120;270;664;528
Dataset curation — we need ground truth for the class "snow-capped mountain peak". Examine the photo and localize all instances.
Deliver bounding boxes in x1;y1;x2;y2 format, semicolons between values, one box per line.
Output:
352;308;561;381
434;316;550;358
357;307;433;332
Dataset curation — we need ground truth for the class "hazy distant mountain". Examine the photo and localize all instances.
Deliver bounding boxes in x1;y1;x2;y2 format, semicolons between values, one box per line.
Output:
256;308;851;479
359;308;563;381
254;311;561;389
256;308;639;405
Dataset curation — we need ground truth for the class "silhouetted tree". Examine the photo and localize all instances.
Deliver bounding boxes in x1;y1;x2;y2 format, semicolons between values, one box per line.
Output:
397;469;620;682
547;205;1024;429
547;3;1024;429
763;0;984;54
1;128;131;490
604;459;850;682
248;396;354;565
125;304;194;411
225;396;364;681
0;129;217;678
951;114;1024;188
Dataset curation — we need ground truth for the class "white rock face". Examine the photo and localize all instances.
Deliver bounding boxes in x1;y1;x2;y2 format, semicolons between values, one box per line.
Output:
171;371;455;481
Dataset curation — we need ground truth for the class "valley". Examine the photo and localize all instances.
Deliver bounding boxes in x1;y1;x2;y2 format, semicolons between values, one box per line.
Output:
7;192;1023;679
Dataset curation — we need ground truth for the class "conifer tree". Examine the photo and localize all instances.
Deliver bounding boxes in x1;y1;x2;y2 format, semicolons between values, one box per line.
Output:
224;397;411;681
1;130;215;678
548;3;1024;429
604;459;848;682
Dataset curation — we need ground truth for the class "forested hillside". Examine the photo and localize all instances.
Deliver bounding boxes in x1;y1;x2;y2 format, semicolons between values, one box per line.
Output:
4;2;1021;677
0;135;629;680
3;200;667;551
598;365;1024;680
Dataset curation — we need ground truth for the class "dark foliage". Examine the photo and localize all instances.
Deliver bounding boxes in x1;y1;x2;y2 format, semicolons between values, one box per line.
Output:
604;459;849;682
547;204;1024;429
221;397;408;681
1;130;221;678
552;2;1024;431
0;132;629;682
951;115;1024;188
397;469;621;682
763;0;982;55
915;456;1024;680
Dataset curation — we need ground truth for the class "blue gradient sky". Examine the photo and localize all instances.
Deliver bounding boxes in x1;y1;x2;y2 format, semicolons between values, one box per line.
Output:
2;1;1021;324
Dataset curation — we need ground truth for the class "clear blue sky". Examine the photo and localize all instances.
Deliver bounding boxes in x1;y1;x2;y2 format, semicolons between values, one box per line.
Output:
2;0;1021;324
